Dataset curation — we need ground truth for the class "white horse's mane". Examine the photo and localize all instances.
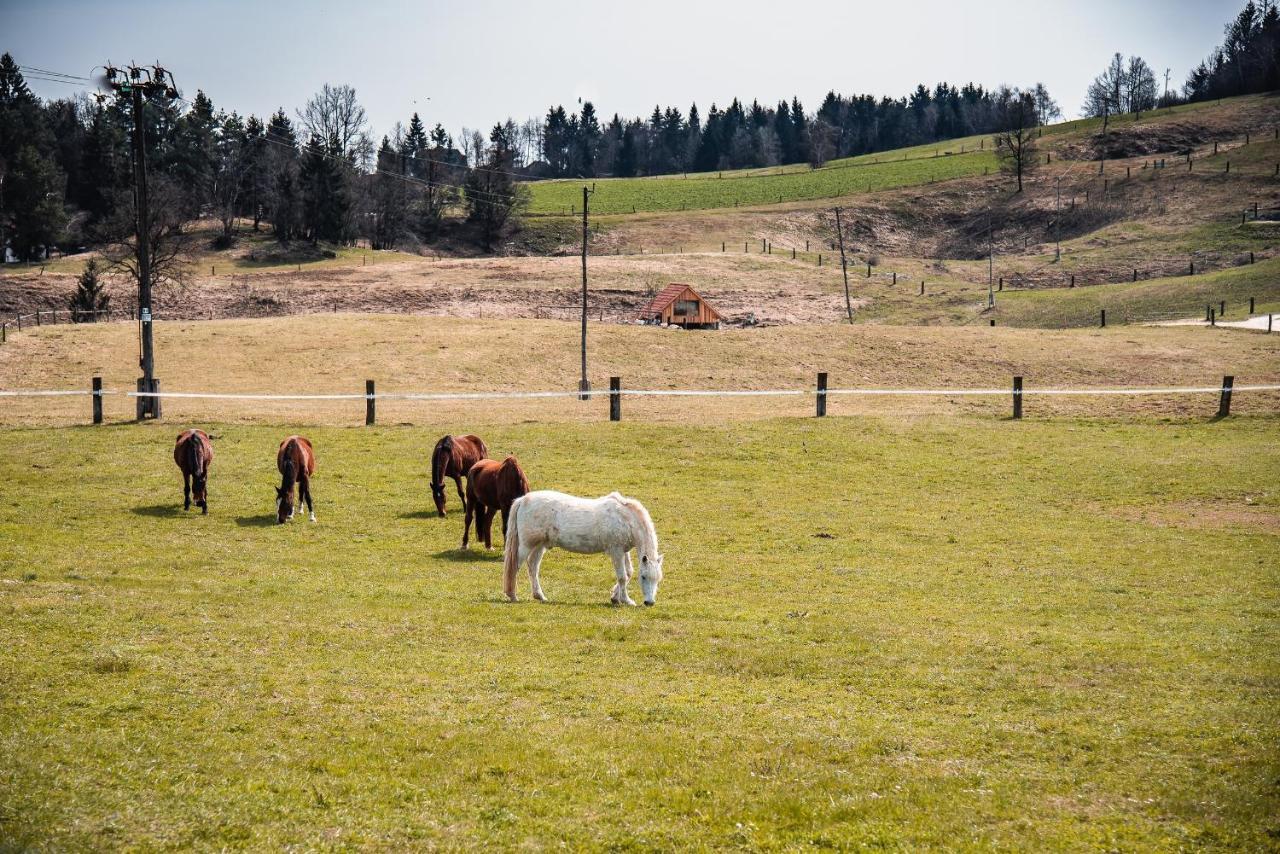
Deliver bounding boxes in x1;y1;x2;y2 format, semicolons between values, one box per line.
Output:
607;492;658;558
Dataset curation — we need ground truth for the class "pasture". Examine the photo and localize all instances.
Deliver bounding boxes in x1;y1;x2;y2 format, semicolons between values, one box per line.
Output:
528;150;998;215
0;417;1277;848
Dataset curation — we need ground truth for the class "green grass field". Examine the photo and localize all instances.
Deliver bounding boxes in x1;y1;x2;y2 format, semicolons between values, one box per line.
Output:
2;417;1277;849
528;149;999;215
994;256;1280;327
526;95;1257;217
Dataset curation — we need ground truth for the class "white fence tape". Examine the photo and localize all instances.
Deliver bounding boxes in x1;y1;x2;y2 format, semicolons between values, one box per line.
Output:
2;385;1279;399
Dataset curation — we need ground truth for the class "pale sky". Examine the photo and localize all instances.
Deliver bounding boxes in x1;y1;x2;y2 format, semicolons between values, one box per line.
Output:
7;0;1245;142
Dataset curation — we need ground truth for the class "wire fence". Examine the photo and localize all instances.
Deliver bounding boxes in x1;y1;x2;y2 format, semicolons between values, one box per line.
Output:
3;376;1277;424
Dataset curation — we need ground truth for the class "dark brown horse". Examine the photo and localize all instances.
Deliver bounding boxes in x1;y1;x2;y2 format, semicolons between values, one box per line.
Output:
463;455;529;550
430;434;488;516
276;436;317;524
174;429;213;514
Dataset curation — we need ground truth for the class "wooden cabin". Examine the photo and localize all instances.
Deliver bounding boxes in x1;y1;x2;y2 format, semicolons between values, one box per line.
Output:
637;283;722;329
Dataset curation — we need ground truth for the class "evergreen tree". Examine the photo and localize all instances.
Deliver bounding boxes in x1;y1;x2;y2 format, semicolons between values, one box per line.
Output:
299;134;352;244
70;258;110;320
170;90;218;219
264;109;301;240
5;145;67;260
465;123;528;250
615;124;638;177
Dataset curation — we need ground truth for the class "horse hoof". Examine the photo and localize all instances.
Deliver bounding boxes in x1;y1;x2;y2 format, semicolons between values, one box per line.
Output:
309;514;316;523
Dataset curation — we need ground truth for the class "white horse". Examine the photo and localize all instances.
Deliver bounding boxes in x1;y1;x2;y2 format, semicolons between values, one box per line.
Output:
503;490;665;606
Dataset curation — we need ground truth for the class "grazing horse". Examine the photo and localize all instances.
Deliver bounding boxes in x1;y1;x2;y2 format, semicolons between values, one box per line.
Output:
462;455;529;550
503;491;665;606
430;434;488;517
276;436;317;524
173;429;213;514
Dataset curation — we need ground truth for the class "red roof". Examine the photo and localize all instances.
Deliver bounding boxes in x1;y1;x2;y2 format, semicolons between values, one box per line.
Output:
637;283;720;320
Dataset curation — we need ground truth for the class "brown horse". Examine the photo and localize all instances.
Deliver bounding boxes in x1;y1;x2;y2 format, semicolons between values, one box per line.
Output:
430;434;488;516
463;456;529;550
174;429;213;514
276;436;317;524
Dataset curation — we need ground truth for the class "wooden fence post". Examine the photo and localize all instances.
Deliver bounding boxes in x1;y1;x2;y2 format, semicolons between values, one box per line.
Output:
816;372;828;417
1210;308;1216;326
1100;309;1106;327
1012;376;1023;419
365;380;376;426
1249;296;1255;314
92;376;103;424
1218;375;1234;418
1220;300;1226;317
920;281;925;295
609;376;621;422
1;323;5;344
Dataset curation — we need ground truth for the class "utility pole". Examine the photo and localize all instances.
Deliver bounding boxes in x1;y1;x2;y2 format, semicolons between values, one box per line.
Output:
1054;177;1062;261
987;211;995;310
579;185;593;399
103;63;178;420
834;207;853;323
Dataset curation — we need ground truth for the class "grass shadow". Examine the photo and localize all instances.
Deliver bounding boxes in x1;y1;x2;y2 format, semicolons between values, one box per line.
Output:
131;504;182;518
234;515;277;528
399;510;441;520
433;548;502;564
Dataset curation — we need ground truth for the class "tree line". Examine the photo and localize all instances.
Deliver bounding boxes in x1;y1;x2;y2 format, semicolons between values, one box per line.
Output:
1081;1;1279;122
533;83;1061;180
0;59;526;262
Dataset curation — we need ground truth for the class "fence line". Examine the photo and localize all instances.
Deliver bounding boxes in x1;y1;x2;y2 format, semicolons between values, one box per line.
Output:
7;384;1278;400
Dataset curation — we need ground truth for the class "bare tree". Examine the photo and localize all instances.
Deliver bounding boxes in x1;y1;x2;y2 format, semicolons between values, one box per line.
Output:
98;175;194;301
1125;56;1158;117
1031;83;1062;126
808;119;837;168
1084;53;1127;127
993;90;1039;192
297;83;373;168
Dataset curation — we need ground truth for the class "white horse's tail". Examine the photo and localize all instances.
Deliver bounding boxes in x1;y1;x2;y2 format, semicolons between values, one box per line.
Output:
503;495;524;600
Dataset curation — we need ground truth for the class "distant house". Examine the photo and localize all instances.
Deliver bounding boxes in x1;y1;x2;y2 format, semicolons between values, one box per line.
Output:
637;283;722;329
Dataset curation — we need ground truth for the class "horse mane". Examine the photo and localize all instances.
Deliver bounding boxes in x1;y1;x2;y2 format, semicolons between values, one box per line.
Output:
610;493;658;557
431;436;453;487
281;439;298;492
500;456;529;497
186;431;204;478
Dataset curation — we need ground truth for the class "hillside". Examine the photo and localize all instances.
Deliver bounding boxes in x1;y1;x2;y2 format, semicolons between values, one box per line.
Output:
2;94;1278;332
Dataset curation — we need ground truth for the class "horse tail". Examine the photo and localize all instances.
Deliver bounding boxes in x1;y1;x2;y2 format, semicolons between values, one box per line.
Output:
187;431;204;478
503;495;523;600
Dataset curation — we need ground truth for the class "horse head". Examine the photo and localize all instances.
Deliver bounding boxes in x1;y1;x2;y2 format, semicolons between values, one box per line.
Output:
638;552;664;606
192;470;208;511
430;480;447;516
275;484;293;524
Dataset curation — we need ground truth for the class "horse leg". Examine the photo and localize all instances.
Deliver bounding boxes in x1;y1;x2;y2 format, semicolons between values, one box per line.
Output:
480;505;494;550
302;475;315;522
528;545;547;602
453;475;465;511
611;549;636;606
462;499;474;549
183;472;191;511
